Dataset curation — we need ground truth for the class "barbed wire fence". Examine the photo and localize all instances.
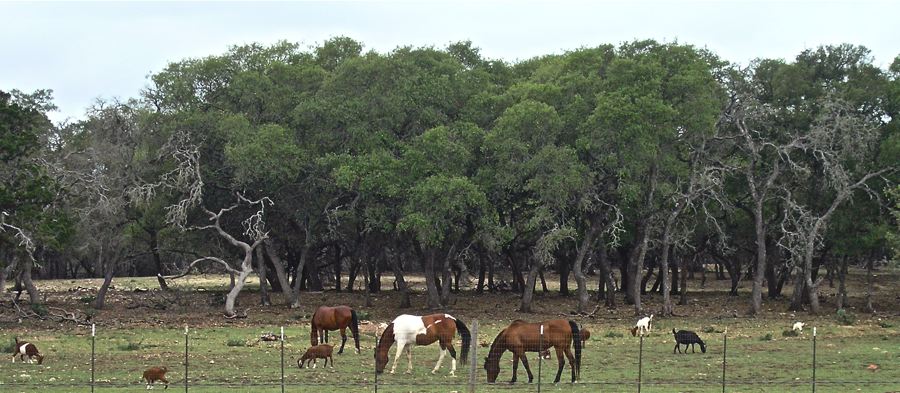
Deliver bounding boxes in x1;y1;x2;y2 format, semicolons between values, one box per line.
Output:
4;321;899;392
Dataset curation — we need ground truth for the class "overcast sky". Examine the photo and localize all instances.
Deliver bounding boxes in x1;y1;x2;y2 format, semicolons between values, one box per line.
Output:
2;0;898;123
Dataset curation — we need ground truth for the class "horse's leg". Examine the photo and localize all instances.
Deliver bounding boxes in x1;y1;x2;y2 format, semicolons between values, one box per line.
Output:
510;352;519;384
405;344;413;374
312;358;317;369
330;354;334;368
520;353;533;383
563;346;577;383
432;347;446;375
389;341;405;374
447;343;458;376
553;346;565;383
338;327;347;354
324;330;329;343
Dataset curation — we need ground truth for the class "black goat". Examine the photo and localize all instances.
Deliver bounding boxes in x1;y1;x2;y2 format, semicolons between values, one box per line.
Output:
672;329;706;354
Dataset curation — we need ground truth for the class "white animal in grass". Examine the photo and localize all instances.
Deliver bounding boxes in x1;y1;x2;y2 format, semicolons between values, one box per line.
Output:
630;315;653;336
792;321;806;333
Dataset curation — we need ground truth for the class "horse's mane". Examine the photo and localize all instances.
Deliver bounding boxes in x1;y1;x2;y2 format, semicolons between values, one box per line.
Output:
374;322;395;371
485;328;508;365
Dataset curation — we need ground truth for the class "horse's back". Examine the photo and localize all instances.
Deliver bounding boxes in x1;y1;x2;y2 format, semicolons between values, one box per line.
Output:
392;314;427;339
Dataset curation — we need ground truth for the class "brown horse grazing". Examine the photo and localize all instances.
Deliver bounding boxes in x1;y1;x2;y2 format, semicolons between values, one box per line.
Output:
310;305;360;354
375;314;471;376
484;320;581;384
538;328;590;359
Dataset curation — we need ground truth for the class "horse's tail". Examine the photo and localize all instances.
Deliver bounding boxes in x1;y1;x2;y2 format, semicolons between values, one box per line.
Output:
310;308;319;346
568;320;582;381
454;318;471;365
350;309;361;352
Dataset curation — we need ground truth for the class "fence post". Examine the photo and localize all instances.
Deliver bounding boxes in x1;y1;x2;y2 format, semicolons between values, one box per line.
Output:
281;326;285;393
91;324;95;393
722;328;727;393
812;327;816;393
467;320;478;393
538;324;543;393
638;333;643;393
184;325;189;393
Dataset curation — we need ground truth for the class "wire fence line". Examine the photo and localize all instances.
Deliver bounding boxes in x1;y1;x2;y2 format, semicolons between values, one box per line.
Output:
4;322;897;392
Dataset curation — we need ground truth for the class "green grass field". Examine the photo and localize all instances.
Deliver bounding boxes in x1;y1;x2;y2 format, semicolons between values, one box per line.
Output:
1;271;898;392
1;318;897;392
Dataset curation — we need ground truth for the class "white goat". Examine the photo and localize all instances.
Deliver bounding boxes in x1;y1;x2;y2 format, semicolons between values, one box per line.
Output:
792;321;805;333
630;315;653;336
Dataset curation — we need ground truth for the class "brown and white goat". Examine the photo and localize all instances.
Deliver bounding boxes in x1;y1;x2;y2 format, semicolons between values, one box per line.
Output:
630;315;653;337
297;344;334;369
11;337;44;365
142;366;169;389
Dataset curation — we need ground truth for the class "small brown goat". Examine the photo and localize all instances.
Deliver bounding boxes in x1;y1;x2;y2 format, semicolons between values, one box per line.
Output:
142;366;169;390
297;344;334;369
11;337;44;365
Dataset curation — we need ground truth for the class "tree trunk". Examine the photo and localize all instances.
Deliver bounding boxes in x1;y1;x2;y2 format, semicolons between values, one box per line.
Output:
149;230;168;290
660;240;674;316
263;243;293;302
289;230;312;308
836;255;848;310
558;258;571;296
679;254;689;306
440;246;456;307
596;241;616;308
750;200;767;315
573;219;600;313
305;247;324;292
476;256;486;294
789;269;806;311
94;259;115;310
423;249;441;310
864;257;874;313
627;220;651;315
20;255;41;305
519;261;541;313
333;244;342;292
225;254;255;317
363;257;373;307
255;247;271;306
390;249;411;308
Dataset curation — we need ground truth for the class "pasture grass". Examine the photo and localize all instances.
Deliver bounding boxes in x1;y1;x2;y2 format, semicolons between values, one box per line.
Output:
1;316;897;393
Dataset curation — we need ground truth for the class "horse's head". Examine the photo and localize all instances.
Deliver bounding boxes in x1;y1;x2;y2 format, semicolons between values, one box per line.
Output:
374;323;394;374
484;355;500;383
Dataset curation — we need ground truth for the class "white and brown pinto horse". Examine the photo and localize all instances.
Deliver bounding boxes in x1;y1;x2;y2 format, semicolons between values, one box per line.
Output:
375;313;471;376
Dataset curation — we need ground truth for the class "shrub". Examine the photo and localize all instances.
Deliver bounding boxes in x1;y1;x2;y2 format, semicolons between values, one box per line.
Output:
878;321;892;328
226;338;246;347
31;303;48;316
79;295;96;304
782;329;799;337
835;309;856;326
702;326;719;334
117;340;143;351
604;331;624;338
356;311;372;320
759;333;773;341
0;340;15;353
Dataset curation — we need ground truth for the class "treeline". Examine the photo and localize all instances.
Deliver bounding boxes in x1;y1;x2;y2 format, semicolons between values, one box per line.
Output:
1;38;898;317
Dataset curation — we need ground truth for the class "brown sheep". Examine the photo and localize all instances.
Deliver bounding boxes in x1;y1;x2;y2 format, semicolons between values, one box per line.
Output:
297;344;334;369
11;338;44;365
142;366;169;389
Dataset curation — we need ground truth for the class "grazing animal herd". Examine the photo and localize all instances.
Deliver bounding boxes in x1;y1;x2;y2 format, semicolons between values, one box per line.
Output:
11;307;810;385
